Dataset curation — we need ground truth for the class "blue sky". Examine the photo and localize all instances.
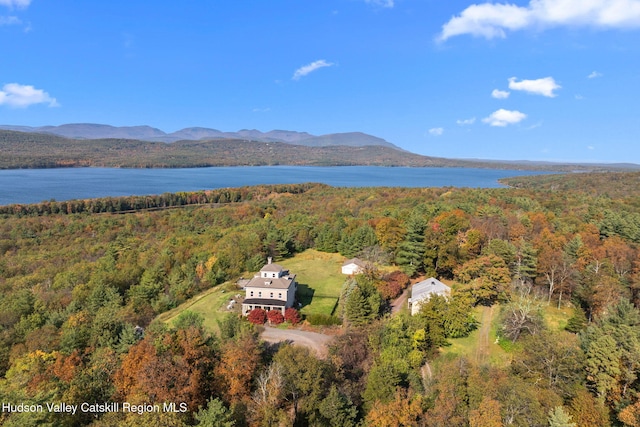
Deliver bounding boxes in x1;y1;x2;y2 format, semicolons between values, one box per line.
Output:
1;0;639;163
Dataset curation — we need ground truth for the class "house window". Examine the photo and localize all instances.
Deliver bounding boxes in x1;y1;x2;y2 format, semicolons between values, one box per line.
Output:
258;292;262;297
250;291;254;297
272;273;276;278
278;293;282;298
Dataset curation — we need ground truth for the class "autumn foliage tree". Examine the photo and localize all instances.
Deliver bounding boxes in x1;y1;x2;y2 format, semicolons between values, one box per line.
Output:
366;388;423;427
114;325;216;410
377;270;410;300
216;334;260;404
469;397;503;427
456;254;511;305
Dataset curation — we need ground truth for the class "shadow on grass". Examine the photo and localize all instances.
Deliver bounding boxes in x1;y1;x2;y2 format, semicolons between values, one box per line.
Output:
297;283;340;316
296;283;315;309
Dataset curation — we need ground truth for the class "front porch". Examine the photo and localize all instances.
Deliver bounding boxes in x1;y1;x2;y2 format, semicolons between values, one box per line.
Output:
242;298;286;315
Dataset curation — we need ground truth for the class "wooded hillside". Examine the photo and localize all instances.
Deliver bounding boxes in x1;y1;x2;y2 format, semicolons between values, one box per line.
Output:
1;129;633;171
1;172;640;425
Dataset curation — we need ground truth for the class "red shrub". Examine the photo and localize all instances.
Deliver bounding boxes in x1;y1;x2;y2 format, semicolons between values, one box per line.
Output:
378;270;410;300
247;308;267;324
267;309;284;325
284;308;301;325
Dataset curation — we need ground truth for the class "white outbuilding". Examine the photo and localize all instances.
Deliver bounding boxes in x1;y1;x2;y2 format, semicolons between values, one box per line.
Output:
341;258;366;275
408;277;451;315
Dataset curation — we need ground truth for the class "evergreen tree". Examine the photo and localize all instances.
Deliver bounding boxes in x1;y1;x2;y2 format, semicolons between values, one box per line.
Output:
363;362;403;408
396;214;426;276
564;235;583;264
581;299;640;403
514;238;537;287
315;223;340;253
484;239;516;268
318;385;359;427
344;286;372;326
338;224;377;258
548;406;576;427
565;306;588;333
195;398;236;427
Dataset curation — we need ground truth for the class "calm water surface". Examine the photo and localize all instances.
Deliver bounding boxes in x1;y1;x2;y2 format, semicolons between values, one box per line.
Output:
0;166;545;205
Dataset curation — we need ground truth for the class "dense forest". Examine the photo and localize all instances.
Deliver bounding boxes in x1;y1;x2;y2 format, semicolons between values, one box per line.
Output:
1;172;640;426
1;129;634;171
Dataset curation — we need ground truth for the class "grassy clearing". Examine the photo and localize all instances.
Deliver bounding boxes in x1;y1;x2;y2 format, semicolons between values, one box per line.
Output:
442;305;511;368
278;249;346;316
157;249;346;331
544;304;573;331
157;282;239;333
442;302;574;367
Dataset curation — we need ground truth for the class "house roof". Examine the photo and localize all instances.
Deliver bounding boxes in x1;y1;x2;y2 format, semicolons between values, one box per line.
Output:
411;277;450;301
245;275;296;290
261;263;285;273
242;298;286;307
343;258;366;267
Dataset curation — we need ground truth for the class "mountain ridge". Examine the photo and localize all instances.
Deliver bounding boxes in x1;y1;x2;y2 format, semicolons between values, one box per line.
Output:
0;129;638;172
0;123;400;149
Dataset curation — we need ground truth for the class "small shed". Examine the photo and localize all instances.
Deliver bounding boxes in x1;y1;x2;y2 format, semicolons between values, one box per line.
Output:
342;258;366;275
409;277;451;315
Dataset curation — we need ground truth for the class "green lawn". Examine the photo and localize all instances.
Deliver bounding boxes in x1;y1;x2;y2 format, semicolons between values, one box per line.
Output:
544;304;573;331
157;249;347;331
157;282;239;333
278;249;346;316
442;305;512;368
442;302;574;368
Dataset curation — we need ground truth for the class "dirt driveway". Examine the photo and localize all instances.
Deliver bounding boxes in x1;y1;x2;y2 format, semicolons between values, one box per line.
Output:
391;287;410;314
475;305;494;364
261;326;334;358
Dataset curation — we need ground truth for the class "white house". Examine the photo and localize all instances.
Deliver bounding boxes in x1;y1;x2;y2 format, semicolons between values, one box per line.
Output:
408;277;451;315
242;258;297;315
342;258;366;275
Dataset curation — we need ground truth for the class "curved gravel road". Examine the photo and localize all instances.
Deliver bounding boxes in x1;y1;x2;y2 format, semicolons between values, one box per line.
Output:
260;326;334;358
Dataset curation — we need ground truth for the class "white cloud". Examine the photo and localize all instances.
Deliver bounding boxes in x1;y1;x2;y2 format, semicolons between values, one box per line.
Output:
438;0;640;41
482;109;527;127
0;15;20;25
292;60;334;80
588;145;595;150
491;89;510;99
0;83;59;108
575;94;585;100
365;0;394;8
0;0;30;8
525;121;543;130
429;127;444;136
588;71;603;78
508;76;561;97
456;117;476;125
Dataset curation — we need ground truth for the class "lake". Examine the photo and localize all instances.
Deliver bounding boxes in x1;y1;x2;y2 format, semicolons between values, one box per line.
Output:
0;166;546;206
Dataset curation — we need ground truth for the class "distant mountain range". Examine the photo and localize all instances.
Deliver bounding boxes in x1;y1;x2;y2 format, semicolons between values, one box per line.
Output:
1;128;638;172
0;124;638;172
0;123;401;149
